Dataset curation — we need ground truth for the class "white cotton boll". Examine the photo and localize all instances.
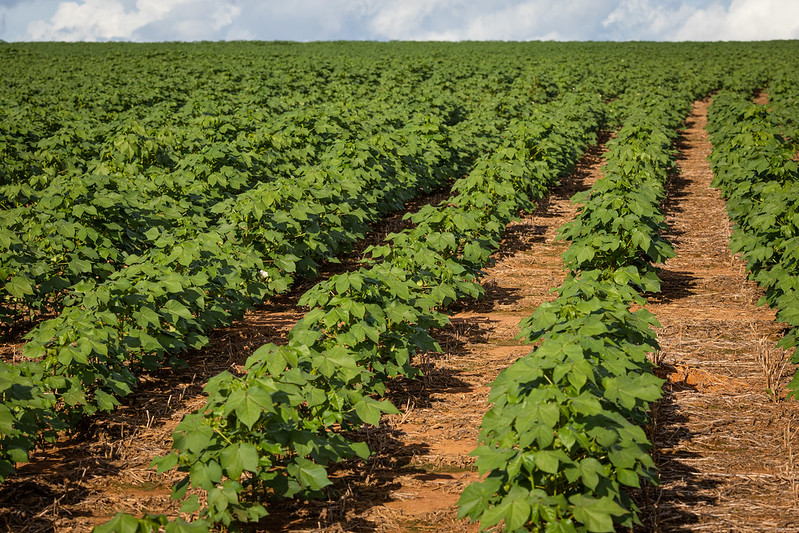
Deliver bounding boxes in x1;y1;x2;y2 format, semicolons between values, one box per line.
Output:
259;269;270;279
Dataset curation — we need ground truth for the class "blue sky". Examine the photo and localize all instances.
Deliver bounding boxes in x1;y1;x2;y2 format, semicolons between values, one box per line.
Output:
1;0;797;42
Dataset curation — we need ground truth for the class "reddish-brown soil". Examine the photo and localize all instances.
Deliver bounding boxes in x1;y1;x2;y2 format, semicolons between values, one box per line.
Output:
637;99;799;531
2;99;799;532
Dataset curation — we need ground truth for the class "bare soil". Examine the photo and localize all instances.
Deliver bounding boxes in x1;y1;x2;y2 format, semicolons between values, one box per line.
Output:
637;99;799;531
3;99;799;532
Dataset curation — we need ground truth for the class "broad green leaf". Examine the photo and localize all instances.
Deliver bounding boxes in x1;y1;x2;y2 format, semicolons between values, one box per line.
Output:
173;415;214;454
93;512;142;533
5;276;33;298
289;457;331;491
220;442;259;480
226;387;272;429
534;450;562;475
189;459;222;490
569;494;626;532
165;518;212;533
457;476;504;520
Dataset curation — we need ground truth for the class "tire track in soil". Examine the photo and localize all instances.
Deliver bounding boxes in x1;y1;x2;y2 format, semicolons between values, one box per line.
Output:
638;99;799;531
278;138;608;533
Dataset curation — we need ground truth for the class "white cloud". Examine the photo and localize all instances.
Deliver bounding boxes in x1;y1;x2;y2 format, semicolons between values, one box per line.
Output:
459;0;611;41
363;0;616;41
195;0;378;41
8;0;799;42
600;0;799;41
26;0;240;41
601;0;701;40
675;0;799;40
366;0;459;39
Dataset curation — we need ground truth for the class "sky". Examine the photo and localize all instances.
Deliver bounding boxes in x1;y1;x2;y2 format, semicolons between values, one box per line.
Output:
0;0;797;43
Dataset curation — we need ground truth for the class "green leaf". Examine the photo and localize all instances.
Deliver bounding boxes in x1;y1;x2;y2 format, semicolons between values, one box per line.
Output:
220;442;259;480
164;518;212;533
62;384;87;407
152;452;178;474
335;275;350;294
616;467;640;487
527;423;555;448
288;457;331;491
172;415;214;454
274;255;297;273
570;392;602;416
483;489;532;531
69;257;93;274
5;276;34;298
161;277;184;294
569;494;627;532
353;398;382;426
136;306;161;328
457;476;504;520
353;397;398;426
534;450;562;475
162;300;193;321
0;406;14;435
179;494;201;514
0;229;13;249
226;387;272;429
95;389;119;411
350;441;371;460
577;457;604;490
603;374;662;410
93;512;142;533
472;445;517;475
542;519;579;533
480;486;532;530
526;401;561;428
6;446;29;464
189;459;222;490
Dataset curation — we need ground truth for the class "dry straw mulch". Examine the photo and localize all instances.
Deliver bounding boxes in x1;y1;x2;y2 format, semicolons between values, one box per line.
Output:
638;98;799;532
4;98;799;533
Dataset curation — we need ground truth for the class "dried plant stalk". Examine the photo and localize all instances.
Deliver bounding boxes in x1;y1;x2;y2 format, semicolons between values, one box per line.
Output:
755;336;789;402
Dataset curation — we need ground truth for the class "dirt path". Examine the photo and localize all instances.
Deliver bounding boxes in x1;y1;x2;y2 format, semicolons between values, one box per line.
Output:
0;134;607;532
639;99;799;531
265;138;607;532
6;99;799;533
0;192;452;532
0;306;307;532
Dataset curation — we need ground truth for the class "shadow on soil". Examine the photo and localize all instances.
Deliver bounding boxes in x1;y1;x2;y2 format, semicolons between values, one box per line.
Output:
633;384;721;532
0;477;90;533
241;131;614;531
661;142;692;242
0;308;303;532
255;433;434;532
649;268;699;304
447;281;525;314
632;119;724;530
492;221;551;260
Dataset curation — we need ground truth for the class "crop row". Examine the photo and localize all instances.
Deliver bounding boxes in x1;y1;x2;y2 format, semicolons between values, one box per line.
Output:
4;42;590;331
767;68;799;142
0;110;470;481
95;92;606;532
3;42;797;531
0;103;460;324
2;48;592;480
707;90;799;395
458;96;693;531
